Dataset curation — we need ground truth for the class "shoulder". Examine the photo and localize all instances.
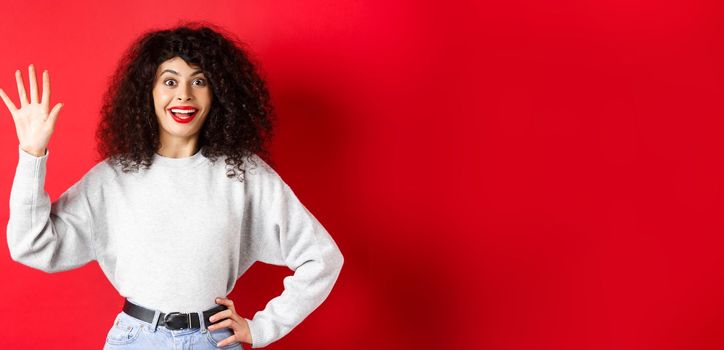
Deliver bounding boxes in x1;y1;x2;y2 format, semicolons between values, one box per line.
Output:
242;153;278;179
240;153;288;199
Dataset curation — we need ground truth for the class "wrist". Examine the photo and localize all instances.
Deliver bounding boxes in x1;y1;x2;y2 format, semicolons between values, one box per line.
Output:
20;146;45;157
242;317;253;344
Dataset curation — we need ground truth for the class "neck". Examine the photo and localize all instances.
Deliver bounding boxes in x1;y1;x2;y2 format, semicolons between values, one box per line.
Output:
156;138;200;158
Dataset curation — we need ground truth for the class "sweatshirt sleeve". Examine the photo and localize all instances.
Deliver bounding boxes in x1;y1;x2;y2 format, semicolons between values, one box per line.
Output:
244;161;344;348
6;145;96;273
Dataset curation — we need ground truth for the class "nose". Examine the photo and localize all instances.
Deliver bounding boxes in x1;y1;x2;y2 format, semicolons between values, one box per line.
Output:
176;84;193;101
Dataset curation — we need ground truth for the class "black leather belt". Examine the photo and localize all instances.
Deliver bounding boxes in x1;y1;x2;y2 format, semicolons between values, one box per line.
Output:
123;298;227;330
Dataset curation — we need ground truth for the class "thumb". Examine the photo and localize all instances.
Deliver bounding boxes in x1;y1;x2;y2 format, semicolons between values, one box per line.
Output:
47;102;63;127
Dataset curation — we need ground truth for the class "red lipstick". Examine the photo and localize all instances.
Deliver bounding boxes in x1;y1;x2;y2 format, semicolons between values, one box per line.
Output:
168;106;198;124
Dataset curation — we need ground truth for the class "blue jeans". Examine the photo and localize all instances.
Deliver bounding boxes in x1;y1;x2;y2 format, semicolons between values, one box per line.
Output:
103;310;244;350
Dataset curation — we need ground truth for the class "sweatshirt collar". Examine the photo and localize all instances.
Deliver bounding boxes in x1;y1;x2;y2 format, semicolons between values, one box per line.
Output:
152;147;206;168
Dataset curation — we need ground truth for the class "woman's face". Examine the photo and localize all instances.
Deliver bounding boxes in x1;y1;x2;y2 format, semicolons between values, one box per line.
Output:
152;56;212;146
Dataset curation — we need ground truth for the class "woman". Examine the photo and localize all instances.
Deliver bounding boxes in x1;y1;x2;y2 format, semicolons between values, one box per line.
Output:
2;22;344;349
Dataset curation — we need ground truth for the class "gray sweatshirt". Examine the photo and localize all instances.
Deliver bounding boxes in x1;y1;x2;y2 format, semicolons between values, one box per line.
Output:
6;145;344;348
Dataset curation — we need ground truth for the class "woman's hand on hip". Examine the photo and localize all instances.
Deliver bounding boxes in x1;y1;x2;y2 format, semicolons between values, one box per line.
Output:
0;64;63;157
207;297;253;346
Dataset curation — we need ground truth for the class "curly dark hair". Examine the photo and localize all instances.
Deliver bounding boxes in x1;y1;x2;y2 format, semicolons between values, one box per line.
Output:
95;21;275;182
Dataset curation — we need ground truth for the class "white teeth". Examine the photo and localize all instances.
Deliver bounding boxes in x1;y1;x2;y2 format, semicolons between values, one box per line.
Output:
170;109;197;114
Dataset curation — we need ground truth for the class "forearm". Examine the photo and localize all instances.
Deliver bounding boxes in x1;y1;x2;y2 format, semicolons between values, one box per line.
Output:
8;145;52;266
247;232;344;348
6;145;95;272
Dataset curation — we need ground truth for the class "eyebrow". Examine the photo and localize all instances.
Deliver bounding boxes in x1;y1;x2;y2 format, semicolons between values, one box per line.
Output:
160;69;204;76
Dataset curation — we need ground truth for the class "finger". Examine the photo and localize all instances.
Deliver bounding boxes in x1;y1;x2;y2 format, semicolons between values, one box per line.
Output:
28;64;38;104
0;89;18;115
207;319;232;330
15;70;28;107
215;298;236;311
209;310;232;323
47;102;63;126
41;70;50;107
217;334;240;347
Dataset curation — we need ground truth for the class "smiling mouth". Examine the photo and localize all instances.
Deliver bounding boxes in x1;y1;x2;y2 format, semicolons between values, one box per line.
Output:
168;108;198;123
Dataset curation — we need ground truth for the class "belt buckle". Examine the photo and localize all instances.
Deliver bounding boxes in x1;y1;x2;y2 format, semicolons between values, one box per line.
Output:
164;312;190;330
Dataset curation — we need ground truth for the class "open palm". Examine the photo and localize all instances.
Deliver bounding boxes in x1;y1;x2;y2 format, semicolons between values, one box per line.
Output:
0;64;63;157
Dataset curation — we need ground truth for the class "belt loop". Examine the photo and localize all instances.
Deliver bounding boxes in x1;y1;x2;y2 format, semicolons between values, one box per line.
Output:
199;311;207;333
150;310;161;333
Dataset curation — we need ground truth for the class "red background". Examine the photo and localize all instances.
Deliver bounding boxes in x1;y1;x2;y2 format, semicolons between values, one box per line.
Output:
1;0;724;349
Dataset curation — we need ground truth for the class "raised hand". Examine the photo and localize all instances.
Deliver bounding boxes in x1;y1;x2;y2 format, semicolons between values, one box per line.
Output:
0;64;63;157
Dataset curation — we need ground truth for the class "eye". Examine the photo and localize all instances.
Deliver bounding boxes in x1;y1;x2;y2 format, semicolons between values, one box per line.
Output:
193;78;207;86
163;79;177;86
